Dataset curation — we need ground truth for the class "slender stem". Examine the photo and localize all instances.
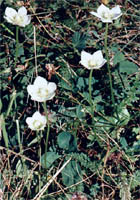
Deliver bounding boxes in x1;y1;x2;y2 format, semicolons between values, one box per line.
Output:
14;26;19;68
104;23;115;109
16;119;26;175
89;69;93;107
36;131;41;191
43;102;50;168
88;69;95;127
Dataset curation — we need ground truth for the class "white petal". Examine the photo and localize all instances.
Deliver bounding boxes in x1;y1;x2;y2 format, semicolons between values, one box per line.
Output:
45;93;55;100
26;117;34;126
111;6;122;20
111;5;121;15
27;85;35;96
34;76;48;87
32;111;42;119
80;51;92;69
24;15;31;25
93;50;103;60
4;16;14;24
18;6;27;15
90;11;102;19
94;59;107;69
100;18;112;23
47;82;57;93
5;7;17;18
97;4;110;16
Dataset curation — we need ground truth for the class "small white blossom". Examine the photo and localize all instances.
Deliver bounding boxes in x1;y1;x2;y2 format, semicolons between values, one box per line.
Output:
80;50;106;70
27;76;57;102
26;111;47;131
90;4;122;23
4;6;31;27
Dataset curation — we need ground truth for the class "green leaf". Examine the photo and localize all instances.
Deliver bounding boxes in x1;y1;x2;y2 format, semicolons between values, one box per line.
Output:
119;60;138;74
76;105;85;119
120;137;128;149
113;51;125;65
72;32;87;51
1;115;9;148
18;45;24;57
41;152;61;168
61;160;82;186
57;132;77;152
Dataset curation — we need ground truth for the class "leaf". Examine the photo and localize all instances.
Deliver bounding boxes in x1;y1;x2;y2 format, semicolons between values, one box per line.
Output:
1;115;9;148
72;32;87;51
119;60;138;74
61;160;82;186
76;105;85;119
41;152;61;168
16;160;24;178
77;77;85;90
120;137;128;149
57;132;77;152
113;51;125;65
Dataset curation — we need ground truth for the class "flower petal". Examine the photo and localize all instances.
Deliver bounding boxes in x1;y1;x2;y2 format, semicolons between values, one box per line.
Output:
100;18;112;23
93;50;103;60
47;82;57;93
34;76;48;87
80;51;92;69
23;15;31;26
111;5;122;20
5;7;17;18
90;11;102;19
97;4;110;16
18;6;27;15
27;85;35;96
32;111;42;119
26;117;34;129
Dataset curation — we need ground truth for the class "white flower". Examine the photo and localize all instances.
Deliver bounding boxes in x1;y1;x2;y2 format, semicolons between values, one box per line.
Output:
90;4;122;23
26;111;47;131
4;6;31;27
80;50;106;70
27;76;57;102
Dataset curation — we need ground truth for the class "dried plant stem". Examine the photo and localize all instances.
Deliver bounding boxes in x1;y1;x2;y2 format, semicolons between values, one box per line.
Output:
34;26;38;76
33;157;72;200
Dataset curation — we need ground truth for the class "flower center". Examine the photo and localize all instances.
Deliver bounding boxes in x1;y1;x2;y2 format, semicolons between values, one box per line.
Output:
33;120;43;129
88;60;96;68
37;88;49;98
101;11;114;20
13;15;24;25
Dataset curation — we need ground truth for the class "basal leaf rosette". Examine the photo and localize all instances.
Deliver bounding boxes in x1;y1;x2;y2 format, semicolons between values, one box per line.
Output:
90;4;122;23
26;111;47;131
4;6;31;27
27;76;57;102
80;50;106;70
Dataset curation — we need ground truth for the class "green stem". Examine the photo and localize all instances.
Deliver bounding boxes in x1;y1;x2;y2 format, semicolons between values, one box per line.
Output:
14;26;19;68
89;69;93;107
88;69;95;127
16;119;26;175
43;102;50;168
104;23;115;109
36;131;41;191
